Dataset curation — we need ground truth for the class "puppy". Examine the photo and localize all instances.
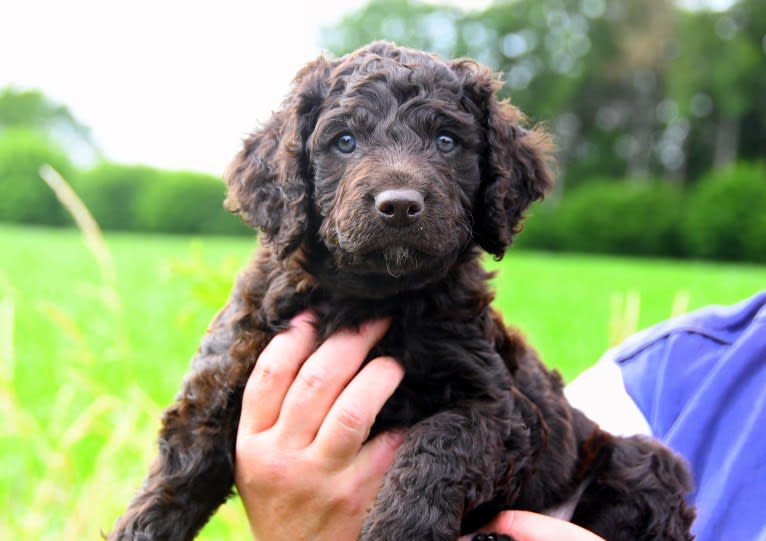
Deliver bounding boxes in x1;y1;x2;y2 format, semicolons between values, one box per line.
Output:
110;42;694;541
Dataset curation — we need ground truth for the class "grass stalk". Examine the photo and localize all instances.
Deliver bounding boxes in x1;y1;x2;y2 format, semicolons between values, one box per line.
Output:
39;164;117;292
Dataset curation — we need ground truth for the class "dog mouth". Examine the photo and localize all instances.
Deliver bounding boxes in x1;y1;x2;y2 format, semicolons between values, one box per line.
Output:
332;228;444;278
338;242;430;277
328;210;471;280
382;245;421;277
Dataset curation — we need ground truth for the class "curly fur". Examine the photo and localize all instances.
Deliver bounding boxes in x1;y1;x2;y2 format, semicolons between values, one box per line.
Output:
109;42;695;541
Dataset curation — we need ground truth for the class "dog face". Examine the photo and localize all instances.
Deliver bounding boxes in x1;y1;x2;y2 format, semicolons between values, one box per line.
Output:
226;42;552;291
310;52;485;278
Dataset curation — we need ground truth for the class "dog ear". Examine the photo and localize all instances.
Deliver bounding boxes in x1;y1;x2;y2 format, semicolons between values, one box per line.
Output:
453;61;554;259
224;57;330;259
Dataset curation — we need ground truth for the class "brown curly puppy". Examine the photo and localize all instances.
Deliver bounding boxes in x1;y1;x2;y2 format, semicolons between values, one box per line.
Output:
109;42;695;541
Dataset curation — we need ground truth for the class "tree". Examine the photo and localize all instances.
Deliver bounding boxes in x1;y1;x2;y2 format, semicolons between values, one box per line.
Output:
0;129;75;226
321;0;459;58
0;87;99;165
321;0;675;186
727;0;766;163
322;0;765;185
669;7;763;175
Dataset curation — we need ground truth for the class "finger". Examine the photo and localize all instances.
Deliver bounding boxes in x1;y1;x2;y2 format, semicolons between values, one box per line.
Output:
239;312;318;434
312;355;404;467
276;319;391;448
462;511;606;541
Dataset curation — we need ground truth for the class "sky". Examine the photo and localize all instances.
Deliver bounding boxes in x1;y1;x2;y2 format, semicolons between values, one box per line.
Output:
2;0;368;175
2;0;734;177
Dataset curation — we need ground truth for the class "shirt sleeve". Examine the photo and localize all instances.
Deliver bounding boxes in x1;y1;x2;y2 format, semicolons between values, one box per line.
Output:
565;352;651;437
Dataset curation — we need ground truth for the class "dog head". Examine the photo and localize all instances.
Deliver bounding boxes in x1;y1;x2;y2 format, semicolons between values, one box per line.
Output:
226;42;552;293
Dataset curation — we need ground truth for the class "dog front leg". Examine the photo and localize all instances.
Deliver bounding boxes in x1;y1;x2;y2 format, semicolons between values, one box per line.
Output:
360;404;527;541
108;295;256;541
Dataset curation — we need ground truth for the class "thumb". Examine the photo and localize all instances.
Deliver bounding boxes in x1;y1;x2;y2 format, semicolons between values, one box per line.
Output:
354;430;406;480
346;430;406;500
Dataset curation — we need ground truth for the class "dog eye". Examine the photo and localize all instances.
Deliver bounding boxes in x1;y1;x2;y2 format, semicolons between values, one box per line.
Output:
335;133;357;153
435;133;456;153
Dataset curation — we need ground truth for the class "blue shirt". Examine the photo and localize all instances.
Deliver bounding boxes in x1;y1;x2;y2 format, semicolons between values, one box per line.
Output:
567;291;766;541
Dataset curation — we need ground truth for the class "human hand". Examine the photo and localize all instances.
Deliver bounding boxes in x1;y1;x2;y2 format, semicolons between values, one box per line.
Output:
460;511;606;541
235;312;405;541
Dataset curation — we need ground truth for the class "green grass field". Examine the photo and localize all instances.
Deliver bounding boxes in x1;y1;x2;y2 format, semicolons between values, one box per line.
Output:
1;223;764;540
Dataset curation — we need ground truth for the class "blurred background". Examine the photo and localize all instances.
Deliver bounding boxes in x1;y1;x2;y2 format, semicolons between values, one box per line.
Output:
1;0;764;539
1;0;764;257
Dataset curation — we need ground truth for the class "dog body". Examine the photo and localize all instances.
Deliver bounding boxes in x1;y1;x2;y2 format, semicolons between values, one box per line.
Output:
110;42;694;541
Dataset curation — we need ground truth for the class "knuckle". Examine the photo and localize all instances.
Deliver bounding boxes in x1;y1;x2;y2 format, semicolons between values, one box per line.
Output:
297;365;325;391
334;404;367;435
245;362;285;397
248;363;271;385
251;360;282;383
236;443;295;487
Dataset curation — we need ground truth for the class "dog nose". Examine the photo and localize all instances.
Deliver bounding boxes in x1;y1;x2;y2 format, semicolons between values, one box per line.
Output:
374;189;424;227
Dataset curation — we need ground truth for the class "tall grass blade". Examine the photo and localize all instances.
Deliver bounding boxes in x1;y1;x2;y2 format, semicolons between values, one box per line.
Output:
609;290;641;346
39;164;116;290
671;290;690;318
0;294;13;385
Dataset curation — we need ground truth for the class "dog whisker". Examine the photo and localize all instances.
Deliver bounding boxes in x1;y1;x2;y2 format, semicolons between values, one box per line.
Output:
458;215;475;252
384;246;416;278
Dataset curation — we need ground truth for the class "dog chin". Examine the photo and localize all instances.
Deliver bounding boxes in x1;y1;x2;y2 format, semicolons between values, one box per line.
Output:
318;243;459;298
336;244;433;278
382;245;420;277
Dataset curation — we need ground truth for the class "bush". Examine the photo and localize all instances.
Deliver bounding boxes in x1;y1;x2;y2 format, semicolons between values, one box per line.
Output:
682;162;766;262
74;164;249;235
514;200;567;251
134;170;249;235
73;163;158;231
518;180;685;257
0;129;75;226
